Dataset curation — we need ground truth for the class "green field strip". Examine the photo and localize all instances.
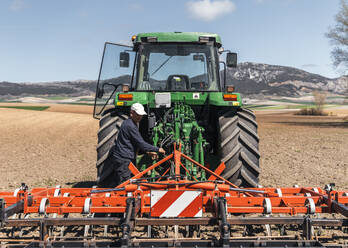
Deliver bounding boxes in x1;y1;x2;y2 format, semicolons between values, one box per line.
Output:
42;96;71;100
77;98;95;101
57;102;94;106
0;106;50;111
270;99;315;105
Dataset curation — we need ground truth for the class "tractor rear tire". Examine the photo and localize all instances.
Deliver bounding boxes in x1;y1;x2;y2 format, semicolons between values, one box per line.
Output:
96;111;128;187
218;108;260;188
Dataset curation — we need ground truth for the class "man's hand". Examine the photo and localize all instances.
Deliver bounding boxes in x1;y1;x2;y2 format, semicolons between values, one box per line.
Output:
147;148;165;160
158;148;166;155
147;151;158;160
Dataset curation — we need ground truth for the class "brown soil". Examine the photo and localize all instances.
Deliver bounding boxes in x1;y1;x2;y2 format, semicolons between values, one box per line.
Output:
257;111;348;190
0;105;347;191
0;106;98;191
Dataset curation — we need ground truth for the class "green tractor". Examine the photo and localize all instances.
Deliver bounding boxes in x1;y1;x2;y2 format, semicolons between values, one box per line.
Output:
93;32;260;188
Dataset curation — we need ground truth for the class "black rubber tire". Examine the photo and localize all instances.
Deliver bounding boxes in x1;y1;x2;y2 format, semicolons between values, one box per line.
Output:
218;108;260;188
96;111;128;186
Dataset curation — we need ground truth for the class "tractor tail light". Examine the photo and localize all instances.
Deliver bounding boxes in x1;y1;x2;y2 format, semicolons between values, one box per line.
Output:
118;94;133;101
223;94;238;101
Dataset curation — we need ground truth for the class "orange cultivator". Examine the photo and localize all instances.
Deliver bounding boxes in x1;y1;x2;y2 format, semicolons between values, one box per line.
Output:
0;145;347;247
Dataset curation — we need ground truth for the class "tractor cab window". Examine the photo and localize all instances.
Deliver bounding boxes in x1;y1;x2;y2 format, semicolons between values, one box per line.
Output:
136;44;219;91
93;43;136;118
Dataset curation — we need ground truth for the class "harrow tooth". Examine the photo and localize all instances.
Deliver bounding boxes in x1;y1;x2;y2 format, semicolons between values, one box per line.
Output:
39;198;49;215
263;198;272;214
276;188;282;197
305;198;316;215
83;198;92;214
313;187;319;194
53;188;61;197
13;188;20;197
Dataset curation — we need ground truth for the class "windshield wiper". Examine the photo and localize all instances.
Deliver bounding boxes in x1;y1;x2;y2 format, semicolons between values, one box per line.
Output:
151;56;173;76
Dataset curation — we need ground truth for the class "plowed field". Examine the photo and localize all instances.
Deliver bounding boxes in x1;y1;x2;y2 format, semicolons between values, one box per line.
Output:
0;104;347;190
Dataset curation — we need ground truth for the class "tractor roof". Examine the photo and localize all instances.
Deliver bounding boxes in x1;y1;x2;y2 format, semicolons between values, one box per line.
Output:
134;32;222;47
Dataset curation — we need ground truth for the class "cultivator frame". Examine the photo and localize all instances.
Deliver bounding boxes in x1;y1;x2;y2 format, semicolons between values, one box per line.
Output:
1;145;347;247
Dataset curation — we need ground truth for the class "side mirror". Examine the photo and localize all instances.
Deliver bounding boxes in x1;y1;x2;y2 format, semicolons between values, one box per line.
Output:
226;52;237;68
119;52;130;68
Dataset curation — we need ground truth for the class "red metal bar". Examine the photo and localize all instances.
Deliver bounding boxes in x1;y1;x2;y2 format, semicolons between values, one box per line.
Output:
117;153;173;188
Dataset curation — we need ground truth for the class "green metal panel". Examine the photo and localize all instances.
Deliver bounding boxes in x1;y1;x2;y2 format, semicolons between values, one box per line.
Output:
114;92;148;107
114;92;243;107
135;32;222;46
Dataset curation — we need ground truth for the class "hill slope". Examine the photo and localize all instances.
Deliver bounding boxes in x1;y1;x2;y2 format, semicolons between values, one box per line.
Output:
225;62;346;96
0;63;346;99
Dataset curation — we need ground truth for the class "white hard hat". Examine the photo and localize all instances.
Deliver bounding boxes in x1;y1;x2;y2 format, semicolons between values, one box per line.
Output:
131;103;147;115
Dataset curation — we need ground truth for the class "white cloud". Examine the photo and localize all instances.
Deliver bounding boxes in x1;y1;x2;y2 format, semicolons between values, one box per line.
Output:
10;0;26;11
186;0;235;22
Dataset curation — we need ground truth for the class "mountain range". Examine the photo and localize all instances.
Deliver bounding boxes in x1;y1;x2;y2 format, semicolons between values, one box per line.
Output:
0;62;346;100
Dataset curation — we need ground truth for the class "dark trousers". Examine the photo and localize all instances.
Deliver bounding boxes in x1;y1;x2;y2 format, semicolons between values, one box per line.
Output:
113;156;132;186
97;149;135;188
99;155;133;188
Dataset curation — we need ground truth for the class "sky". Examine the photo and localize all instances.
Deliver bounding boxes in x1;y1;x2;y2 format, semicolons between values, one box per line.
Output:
0;0;342;82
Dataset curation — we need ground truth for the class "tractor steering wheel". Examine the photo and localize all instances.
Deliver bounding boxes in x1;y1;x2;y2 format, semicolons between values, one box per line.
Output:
166;75;190;90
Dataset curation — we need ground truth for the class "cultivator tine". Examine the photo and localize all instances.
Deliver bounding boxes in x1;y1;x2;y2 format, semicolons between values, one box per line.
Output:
243;225;253;236
48;213;58;238
264;222;272;236
103;217;109;237
147;225;151;238
84;213;95;237
18;213;30;238
60;213;69;237
174;225;179;239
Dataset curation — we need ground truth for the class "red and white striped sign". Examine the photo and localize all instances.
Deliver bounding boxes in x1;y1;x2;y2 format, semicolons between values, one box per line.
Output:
150;190;203;218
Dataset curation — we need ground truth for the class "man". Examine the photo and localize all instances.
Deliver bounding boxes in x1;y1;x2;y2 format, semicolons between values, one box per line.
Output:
107;103;165;187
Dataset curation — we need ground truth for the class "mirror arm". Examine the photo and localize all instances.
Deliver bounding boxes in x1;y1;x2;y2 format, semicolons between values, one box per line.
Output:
97;83;122;99
219;61;227;91
96;83;122;116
